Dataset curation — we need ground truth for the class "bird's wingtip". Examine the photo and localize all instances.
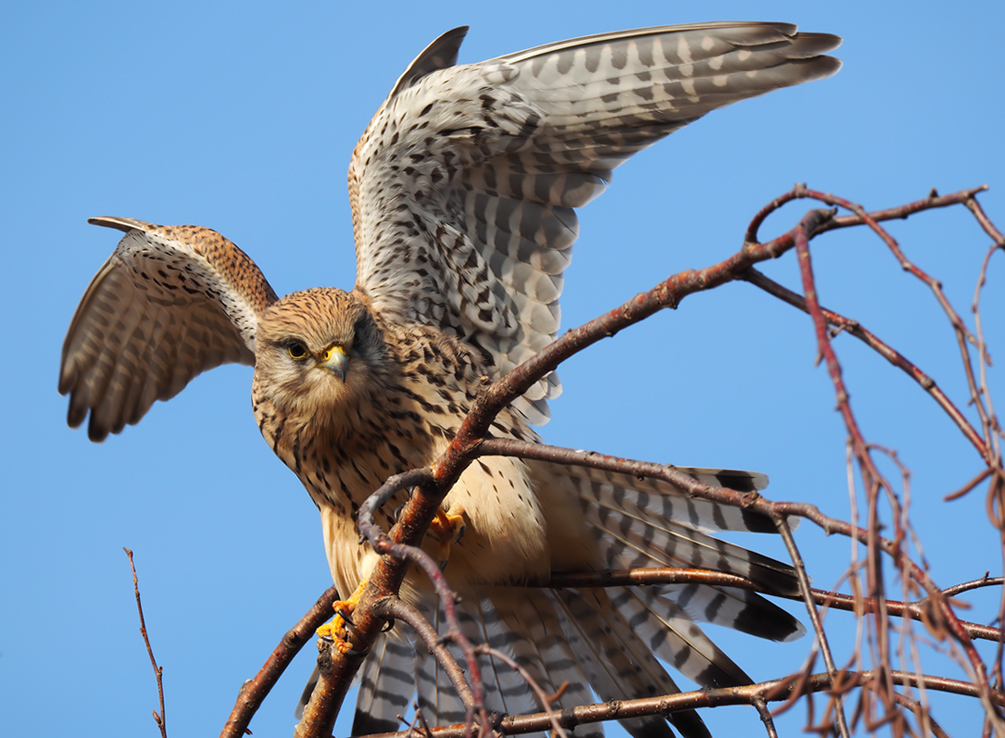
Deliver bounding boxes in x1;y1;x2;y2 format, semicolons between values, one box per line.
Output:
88;216;156;233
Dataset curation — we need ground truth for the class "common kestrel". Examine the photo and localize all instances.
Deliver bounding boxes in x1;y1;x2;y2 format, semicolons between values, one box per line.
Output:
60;22;841;738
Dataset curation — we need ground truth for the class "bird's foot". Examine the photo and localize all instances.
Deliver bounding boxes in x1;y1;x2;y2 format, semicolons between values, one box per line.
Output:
316;578;369;654
430;504;466;569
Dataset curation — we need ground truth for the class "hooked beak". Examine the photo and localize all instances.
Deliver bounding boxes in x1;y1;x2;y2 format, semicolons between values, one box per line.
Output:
321;345;348;382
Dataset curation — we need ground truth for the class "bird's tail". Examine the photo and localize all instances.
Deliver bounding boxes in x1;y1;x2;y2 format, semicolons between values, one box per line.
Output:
349;463;802;738
352;586;710;738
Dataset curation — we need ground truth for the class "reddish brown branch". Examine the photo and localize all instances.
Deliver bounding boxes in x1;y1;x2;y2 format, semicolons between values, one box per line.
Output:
451;187;987;477
357;471;490;735
791;189;1005;726
791;198;911;728
299;469;492;738
358;670;1000;738
296;632;367;738
966;196;1005;249
751;696;780;738
746;184;987;254
124;548;168;738
758;185;996;465
221;584;340;738
295;468;443;738
973;242;1004;450
839;190;992;460
479;438;1005;646
772;499;1003;727
890;691;951;738
817;580;1003;644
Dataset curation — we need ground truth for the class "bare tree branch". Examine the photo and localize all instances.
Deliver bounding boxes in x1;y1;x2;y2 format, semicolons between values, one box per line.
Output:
210;185;1005;737
124;548;168;738
222;584;339;738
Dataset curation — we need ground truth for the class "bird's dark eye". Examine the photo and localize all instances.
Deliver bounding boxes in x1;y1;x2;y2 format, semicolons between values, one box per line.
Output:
287;341;309;360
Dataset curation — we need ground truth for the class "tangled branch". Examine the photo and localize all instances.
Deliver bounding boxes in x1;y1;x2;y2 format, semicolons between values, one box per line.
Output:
217;185;1004;738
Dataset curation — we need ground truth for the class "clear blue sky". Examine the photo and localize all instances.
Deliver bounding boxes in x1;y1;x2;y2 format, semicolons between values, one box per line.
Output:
3;1;1003;736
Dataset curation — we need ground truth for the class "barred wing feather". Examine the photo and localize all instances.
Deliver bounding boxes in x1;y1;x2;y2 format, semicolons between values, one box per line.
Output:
350;22;840;422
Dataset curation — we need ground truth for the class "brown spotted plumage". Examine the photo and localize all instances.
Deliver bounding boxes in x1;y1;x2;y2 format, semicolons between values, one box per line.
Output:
60;22;841;738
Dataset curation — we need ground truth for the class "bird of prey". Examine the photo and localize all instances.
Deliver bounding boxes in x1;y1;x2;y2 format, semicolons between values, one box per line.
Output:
60;22;840;738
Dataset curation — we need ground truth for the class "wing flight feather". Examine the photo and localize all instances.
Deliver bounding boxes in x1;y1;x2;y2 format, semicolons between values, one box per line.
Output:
350;22;841;422
59;218;278;440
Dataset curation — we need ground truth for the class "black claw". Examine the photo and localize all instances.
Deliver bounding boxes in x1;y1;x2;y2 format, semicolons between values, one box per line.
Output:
335;606;355;628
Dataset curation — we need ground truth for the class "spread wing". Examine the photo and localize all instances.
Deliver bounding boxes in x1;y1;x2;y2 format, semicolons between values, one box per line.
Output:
59;217;279;441
349;22;841;423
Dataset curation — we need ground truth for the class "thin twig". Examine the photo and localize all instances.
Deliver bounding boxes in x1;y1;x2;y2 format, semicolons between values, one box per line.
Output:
746;185;987;254
474;646;569;738
376;598;476;711
774;512;851;738
124;548;167;738
547;566;1004;643
947;467;996;501
741;266;986;455
791;200;906;732
892;690;950;738
359;472;490;738
300;469;492;738
965;195;1005;250
751;696;779;738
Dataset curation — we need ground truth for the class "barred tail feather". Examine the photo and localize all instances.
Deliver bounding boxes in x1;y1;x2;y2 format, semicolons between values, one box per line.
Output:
585;516;804;641
410;592;568;735
490;590;605;738
412;599;474;729
653;584;805;643
351;633;416;735
553;588;709;738
354;587;719;738
607;587;752;688
570;465;779;537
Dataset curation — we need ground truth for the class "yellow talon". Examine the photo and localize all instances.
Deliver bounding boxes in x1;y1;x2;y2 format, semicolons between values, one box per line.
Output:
431;504;467;540
430;504;466;566
317;578;369;652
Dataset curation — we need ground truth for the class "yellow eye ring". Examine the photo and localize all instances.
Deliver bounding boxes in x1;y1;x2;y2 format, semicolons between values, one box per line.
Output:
287;341;309;360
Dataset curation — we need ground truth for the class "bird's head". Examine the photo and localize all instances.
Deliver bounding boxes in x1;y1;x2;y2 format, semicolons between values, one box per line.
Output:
253;287;388;424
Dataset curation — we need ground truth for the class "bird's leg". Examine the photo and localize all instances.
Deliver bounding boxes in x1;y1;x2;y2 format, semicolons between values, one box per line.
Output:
429;503;466;569
316;578;369;653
